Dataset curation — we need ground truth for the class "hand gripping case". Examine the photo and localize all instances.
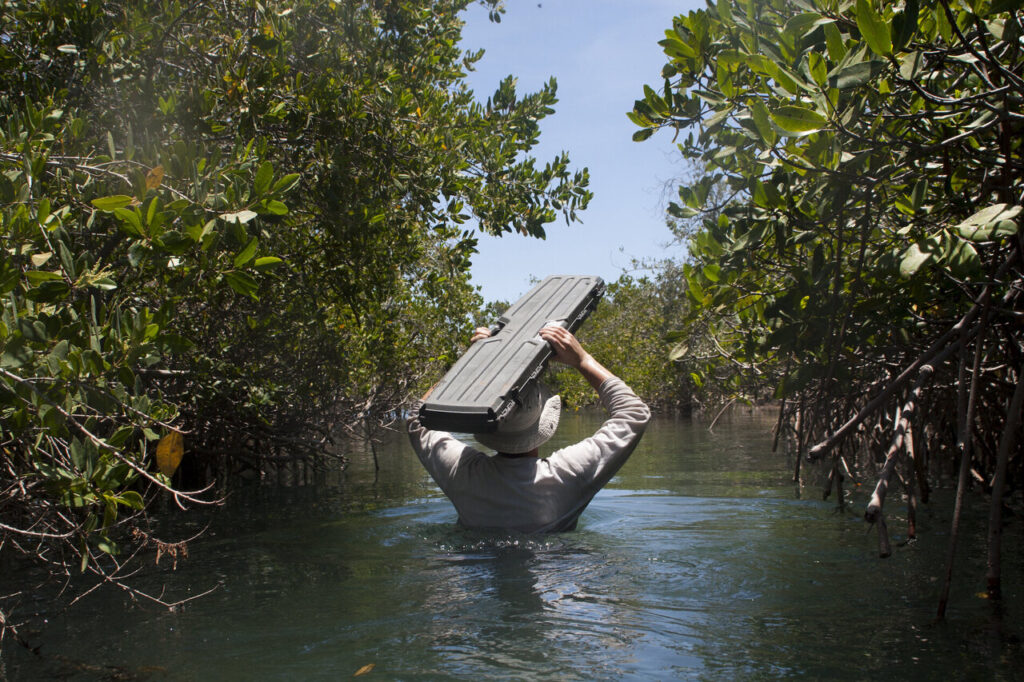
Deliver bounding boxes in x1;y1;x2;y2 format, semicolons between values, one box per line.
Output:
419;275;605;434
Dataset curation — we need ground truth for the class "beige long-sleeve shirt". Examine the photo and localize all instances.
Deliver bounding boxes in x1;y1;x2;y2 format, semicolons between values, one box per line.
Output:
407;377;651;533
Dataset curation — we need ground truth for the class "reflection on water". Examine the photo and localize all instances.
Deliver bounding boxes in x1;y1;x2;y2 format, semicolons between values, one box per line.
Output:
5;408;1024;680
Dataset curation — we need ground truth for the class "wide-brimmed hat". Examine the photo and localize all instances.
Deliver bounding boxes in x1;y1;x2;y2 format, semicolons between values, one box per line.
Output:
475;382;561;454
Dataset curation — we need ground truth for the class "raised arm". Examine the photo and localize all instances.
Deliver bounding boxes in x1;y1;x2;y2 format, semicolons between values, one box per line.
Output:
538;325;613;391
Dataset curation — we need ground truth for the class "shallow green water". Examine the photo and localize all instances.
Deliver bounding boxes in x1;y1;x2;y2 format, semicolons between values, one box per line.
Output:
6;408;1024;680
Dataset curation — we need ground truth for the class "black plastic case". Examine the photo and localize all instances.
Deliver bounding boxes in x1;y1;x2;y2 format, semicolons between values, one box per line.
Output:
419;275;605;433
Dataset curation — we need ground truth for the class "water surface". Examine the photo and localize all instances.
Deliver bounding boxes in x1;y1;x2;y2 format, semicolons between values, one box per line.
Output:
6;408;1024;680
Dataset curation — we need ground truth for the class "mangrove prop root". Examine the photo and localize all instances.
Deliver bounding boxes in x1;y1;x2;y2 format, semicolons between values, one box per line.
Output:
938;307;990;620
807;328;966;462
910;419;931;505
877;515;892;558
807;250;1017;462
823;460;835;501
836;459;846;511
900;446;918;540
864;365;933;524
986;361;1024;600
772;395;786;455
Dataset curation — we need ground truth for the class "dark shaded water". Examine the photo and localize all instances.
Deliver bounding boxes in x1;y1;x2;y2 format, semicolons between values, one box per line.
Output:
5;408;1024;680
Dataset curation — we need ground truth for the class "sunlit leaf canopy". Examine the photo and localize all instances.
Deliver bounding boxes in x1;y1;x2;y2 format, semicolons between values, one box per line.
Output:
633;0;1021;395
0;0;589;594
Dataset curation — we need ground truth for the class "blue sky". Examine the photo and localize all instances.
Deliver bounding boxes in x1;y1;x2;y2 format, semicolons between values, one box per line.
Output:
459;0;704;303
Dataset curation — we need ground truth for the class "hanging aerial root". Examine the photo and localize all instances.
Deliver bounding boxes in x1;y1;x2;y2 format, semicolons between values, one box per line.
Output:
937;306;990;620
897;462;917;541
986;360;1024;600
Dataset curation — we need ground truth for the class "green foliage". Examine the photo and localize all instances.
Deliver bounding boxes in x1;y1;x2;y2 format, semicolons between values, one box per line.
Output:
633;0;1022;415
545;270;694;410
0;0;589;600
630;0;1024;575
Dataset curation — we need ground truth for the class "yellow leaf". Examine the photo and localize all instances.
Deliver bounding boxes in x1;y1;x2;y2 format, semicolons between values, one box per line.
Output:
146;165;165;190
156;431;184;477
353;663;375;677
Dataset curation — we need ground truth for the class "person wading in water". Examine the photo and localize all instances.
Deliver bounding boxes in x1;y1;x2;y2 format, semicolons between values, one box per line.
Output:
407;324;650;533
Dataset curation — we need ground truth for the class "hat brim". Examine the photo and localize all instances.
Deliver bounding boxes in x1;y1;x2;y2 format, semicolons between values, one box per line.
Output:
475;387;561;454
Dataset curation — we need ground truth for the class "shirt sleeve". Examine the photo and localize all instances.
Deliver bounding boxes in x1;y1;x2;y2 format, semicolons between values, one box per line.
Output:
547;376;651;492
406;400;481;492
